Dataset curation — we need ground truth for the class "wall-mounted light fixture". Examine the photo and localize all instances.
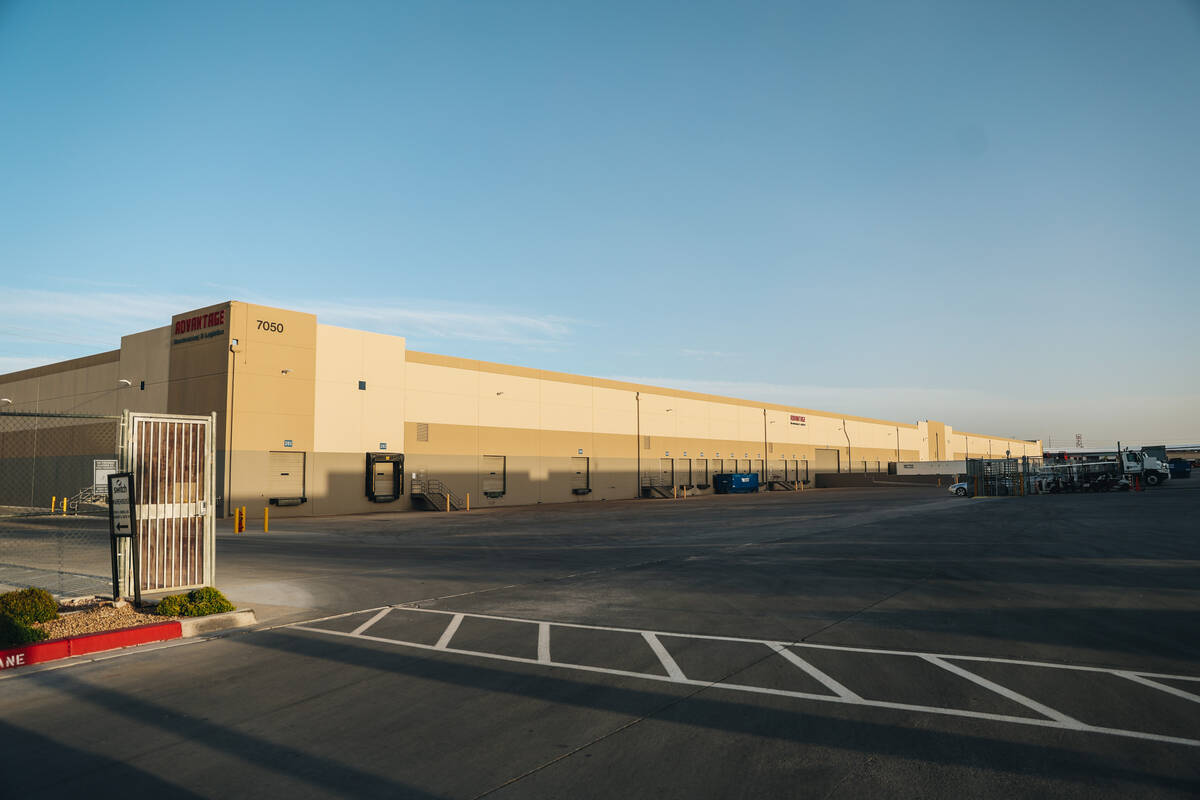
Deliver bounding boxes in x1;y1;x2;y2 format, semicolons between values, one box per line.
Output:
118;379;132;387
0;398;12;406
281;369;291;375
495;391;504;396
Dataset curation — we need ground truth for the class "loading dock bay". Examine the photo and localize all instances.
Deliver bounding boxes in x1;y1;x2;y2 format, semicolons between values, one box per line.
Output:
2;483;1198;798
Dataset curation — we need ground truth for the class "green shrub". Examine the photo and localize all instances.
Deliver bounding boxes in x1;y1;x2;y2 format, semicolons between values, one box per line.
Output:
0;587;58;625
155;587;234;617
0;613;48;648
155;594;186;616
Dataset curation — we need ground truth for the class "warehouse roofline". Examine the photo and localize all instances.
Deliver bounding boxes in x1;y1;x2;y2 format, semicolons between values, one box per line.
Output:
0;349;121;384
406;349;926;432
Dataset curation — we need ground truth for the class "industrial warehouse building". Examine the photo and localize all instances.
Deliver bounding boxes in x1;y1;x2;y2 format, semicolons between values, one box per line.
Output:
0;301;1041;517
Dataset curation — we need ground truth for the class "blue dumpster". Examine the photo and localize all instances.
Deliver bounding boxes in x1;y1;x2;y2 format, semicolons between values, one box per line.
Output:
713;473;759;494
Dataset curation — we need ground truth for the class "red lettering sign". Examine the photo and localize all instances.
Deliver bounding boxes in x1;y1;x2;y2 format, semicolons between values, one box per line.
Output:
173;309;226;335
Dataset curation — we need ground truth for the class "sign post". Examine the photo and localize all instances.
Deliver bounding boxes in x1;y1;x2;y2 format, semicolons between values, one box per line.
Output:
107;472;140;606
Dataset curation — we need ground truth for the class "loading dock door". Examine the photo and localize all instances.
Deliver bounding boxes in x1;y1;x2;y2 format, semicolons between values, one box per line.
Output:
814;448;840;474
482;455;506;496
695;458;708;485
677;458;692;486
571;457;589;492
375;468;394;496
366;453;403;501
737;459;751;474
269;451;306;498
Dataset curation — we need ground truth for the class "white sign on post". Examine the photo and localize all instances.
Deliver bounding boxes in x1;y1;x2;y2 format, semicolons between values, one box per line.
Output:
94;459;118;495
109;474;133;534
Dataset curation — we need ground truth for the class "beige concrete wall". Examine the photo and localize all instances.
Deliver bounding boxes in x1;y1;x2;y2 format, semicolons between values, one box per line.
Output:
224;303;317;516
0;301;1043;518
120;327;171;413
0;353;121;414
305;324;408;516
0;330;174;417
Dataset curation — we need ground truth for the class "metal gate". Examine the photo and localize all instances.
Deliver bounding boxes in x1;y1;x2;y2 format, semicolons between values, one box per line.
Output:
121;412;215;594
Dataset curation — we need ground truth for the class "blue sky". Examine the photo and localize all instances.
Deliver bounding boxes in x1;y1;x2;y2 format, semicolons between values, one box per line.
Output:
1;1;1197;444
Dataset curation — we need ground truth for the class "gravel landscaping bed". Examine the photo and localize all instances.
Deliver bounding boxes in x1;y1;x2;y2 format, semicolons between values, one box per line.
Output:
33;599;176;640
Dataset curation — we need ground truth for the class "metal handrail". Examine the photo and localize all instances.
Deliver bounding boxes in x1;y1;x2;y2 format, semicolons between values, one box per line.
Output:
412;476;466;511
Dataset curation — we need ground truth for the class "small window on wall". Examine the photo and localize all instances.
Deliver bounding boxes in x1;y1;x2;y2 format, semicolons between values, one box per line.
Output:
482;455;506;497
416;423;429;442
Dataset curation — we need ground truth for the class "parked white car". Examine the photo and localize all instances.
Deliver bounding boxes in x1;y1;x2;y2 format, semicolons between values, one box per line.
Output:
948;481;968;497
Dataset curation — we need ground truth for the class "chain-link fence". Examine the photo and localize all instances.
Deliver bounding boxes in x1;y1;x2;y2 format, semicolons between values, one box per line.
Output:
0;411;121;598
965;456;1043;497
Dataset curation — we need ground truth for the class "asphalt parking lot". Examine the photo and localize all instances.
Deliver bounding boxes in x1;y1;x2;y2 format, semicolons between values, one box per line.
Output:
2;482;1198;798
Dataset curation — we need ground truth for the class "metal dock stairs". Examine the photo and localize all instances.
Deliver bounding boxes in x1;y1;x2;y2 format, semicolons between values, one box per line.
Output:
410;476;466;512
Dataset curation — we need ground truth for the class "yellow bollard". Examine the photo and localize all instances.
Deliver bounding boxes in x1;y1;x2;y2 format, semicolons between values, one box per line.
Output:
62;497;68;515
263;506;269;533
241;506;247;533
51;496;56;513
446;495;450;513
466;493;470;512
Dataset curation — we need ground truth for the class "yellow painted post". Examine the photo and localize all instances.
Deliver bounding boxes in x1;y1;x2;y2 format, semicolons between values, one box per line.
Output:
446;495;450;513
263;506;269;533
51;496;56;513
466;493;470;512
242;506;247;532
62;497;68;515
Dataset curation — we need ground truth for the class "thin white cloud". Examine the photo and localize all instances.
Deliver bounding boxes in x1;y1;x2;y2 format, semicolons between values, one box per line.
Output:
0;288;573;356
304;300;572;347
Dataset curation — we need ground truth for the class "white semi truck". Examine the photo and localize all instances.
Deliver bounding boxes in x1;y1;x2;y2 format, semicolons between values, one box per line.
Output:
1121;449;1170;486
1038;448;1170;491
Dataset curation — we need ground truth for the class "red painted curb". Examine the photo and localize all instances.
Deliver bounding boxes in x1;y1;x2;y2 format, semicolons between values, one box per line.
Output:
0;621;183;672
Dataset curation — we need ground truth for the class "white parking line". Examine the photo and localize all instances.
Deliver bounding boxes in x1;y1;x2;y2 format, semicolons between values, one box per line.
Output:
360;605;1200;686
1116;671;1200;704
434;614;464;650
538;622;551;664
643;632;686;680
288;621;1200;749
769;643;860;700
921;654;1082;727
350;607;392;636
